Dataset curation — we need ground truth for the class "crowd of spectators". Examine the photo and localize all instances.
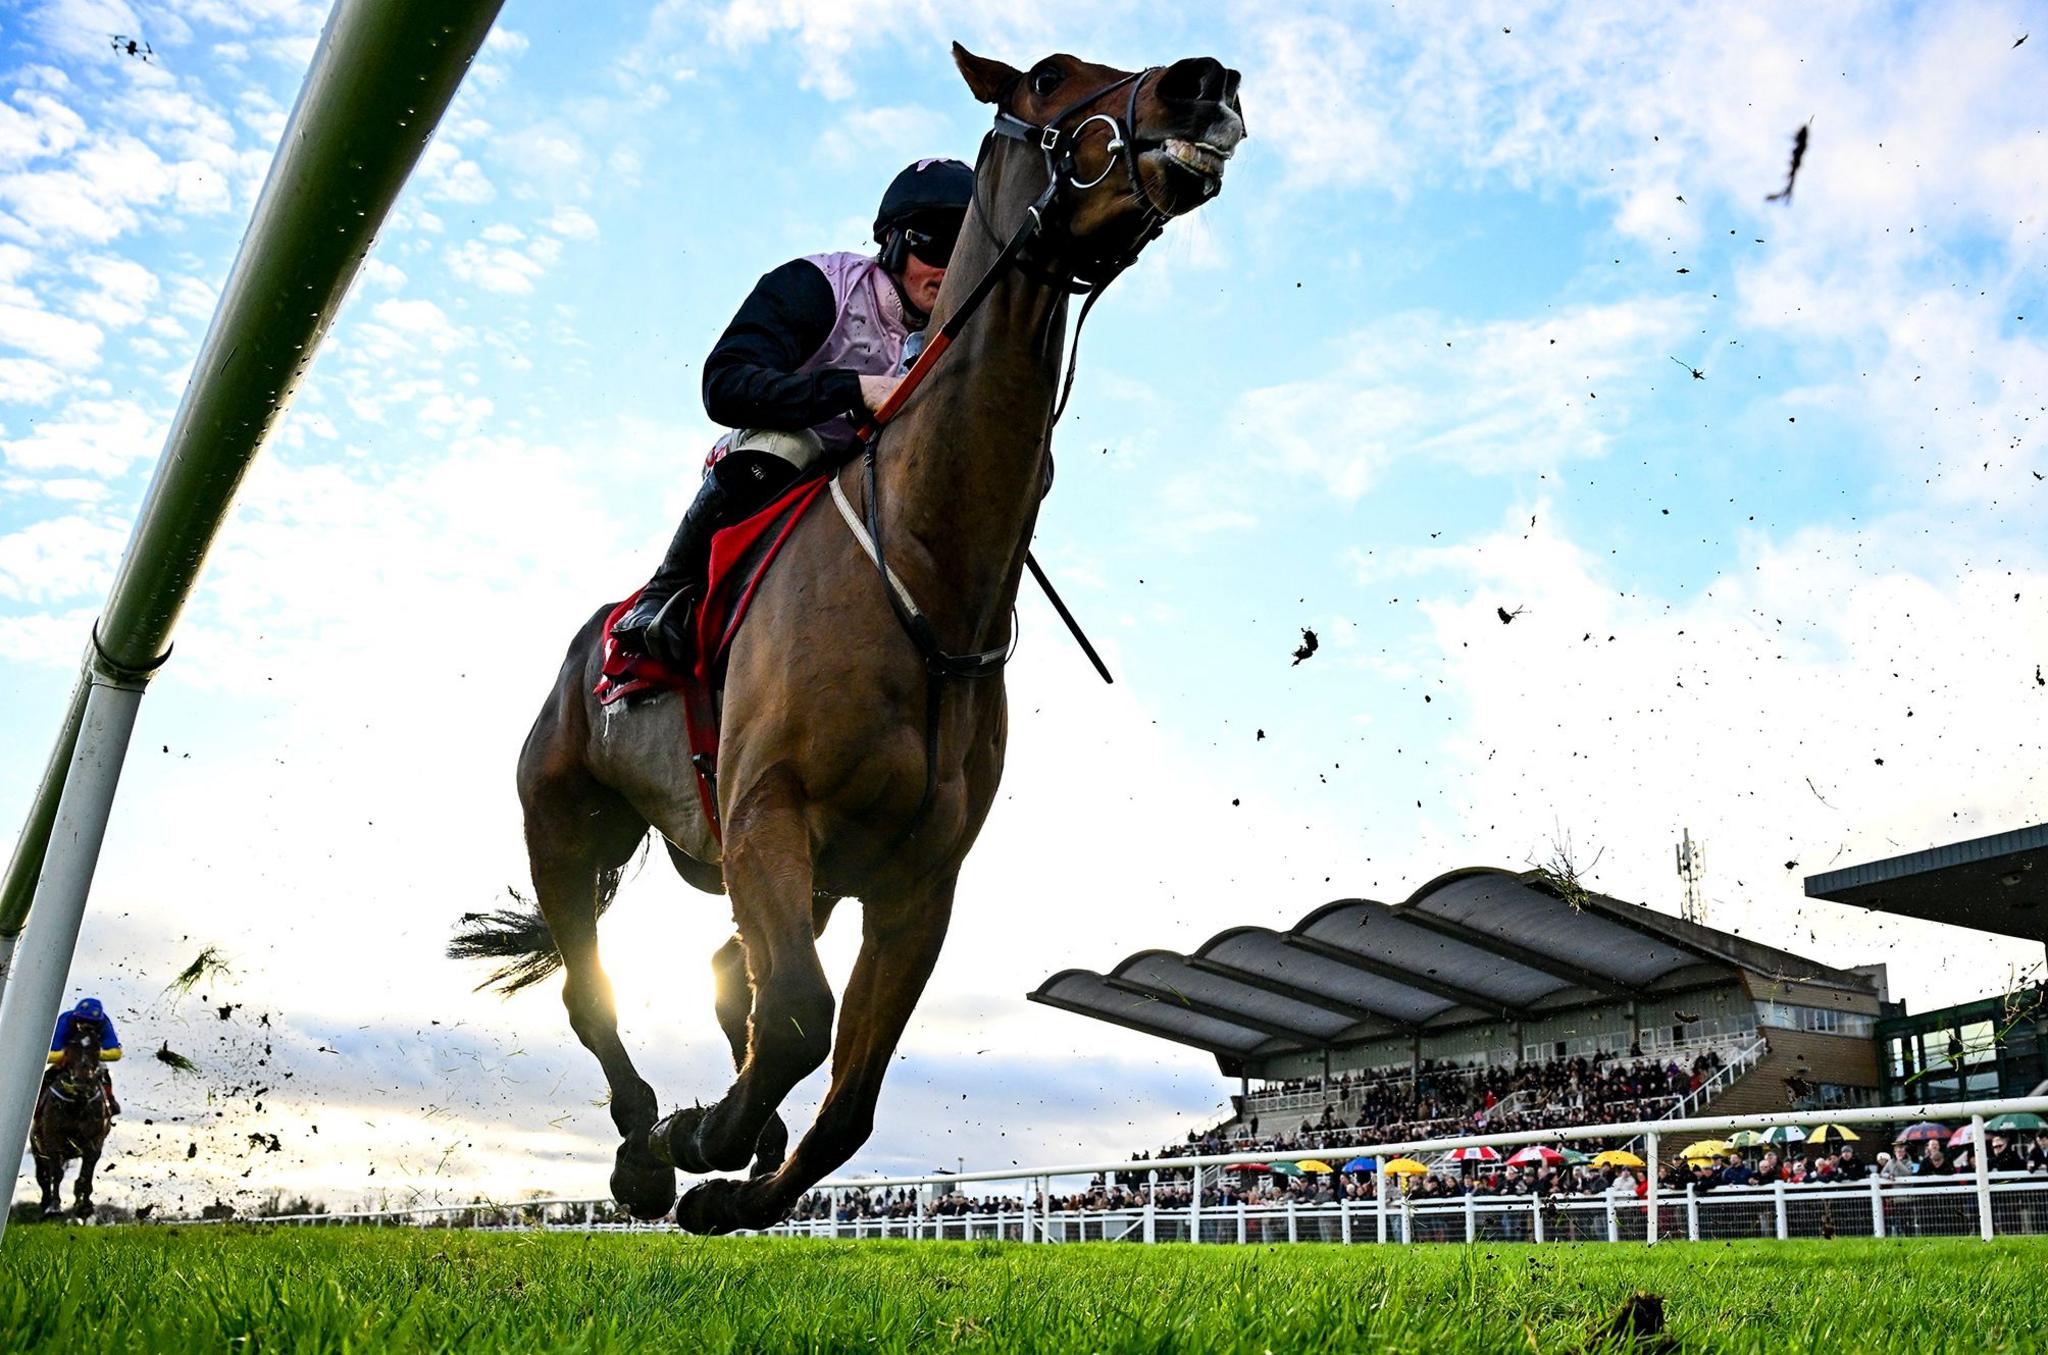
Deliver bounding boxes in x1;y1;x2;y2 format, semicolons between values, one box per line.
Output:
1132;1045;1731;1169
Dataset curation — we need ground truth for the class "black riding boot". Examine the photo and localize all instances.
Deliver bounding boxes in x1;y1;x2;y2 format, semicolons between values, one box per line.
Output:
613;475;736;664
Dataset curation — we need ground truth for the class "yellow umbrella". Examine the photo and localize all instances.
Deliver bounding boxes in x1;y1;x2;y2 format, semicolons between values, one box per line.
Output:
1381;1158;1430;1176
1807;1124;1860;1143
1592;1150;1645;1168
1297;1160;1334;1173
1679;1139;1733;1161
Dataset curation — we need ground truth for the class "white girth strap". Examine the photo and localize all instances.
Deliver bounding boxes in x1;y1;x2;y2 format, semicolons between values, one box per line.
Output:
831;472;925;622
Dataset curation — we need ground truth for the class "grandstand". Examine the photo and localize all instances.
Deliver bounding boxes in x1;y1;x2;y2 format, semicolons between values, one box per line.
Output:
1031;867;1889;1150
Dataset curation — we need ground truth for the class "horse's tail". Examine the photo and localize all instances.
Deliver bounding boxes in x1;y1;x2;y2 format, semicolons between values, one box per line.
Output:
447;868;627;995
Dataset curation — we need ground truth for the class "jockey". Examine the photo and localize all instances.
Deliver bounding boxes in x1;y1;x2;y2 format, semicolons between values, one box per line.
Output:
46;995;122;1115
612;156;975;663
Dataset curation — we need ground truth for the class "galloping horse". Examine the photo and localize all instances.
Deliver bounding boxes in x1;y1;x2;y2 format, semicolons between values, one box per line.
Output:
32;1021;113;1218
456;43;1244;1234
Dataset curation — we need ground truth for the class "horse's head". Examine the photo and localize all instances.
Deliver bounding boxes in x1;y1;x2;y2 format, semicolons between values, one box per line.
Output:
954;44;1244;273
60;1023;102;1073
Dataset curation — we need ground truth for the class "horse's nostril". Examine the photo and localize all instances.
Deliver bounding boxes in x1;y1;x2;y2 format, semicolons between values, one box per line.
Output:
1158;56;1227;105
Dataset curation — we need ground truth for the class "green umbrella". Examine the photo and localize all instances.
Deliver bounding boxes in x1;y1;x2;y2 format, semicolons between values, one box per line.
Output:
1268;1161;1304;1177
1558;1147;1593;1165
1761;1125;1807;1145
1729;1130;1768;1148
1987;1112;2046;1132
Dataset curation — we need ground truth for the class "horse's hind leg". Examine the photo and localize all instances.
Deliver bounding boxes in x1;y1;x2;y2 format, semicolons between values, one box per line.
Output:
676;873;955;1234
654;772;833;1176
526;773;673;1219
34;1153;60;1216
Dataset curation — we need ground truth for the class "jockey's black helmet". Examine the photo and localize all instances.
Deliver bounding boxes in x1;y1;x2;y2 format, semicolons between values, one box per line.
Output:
873;158;974;244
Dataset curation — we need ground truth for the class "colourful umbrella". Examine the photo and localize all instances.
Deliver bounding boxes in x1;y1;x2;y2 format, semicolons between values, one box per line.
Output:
1382;1158;1430;1176
1761;1125;1807;1145
1341;1157;1377;1174
1896;1122;1951;1143
1229;1162;1270;1172
1680;1139;1733;1161
1947;1124;1976;1148
1297;1160;1334;1174
1806;1124;1860;1143
1988;1113;2046;1131
1269;1161;1304;1177
1445;1146;1501;1163
1558;1147;1594;1165
1728;1130;1768;1148
1506;1146;1565;1166
1592;1150;1645;1168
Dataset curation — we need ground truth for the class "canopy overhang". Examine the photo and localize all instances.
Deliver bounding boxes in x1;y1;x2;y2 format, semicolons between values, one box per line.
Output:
1805;824;2048;947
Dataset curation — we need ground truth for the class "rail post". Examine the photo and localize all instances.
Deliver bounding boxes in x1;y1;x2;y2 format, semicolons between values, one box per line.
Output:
1340;1190;1351;1244
1144;1169;1156;1243
0;0;507;1245
1236;1199;1246;1245
1686;1184;1700;1241
1645;1130;1660;1245
1773;1179;1788;1240
1189;1165;1202;1243
1970;1114;1993;1240
1869;1171;1885;1238
1286;1195;1296;1244
1531;1195;1544;1243
1464;1190;1476;1243
1605;1193;1618;1243
1375;1162;1388;1244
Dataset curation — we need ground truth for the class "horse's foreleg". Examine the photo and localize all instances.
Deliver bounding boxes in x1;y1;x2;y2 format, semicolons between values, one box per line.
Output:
72;1137;101;1217
34;1151;60;1216
656;778;832;1176
676;874;954;1234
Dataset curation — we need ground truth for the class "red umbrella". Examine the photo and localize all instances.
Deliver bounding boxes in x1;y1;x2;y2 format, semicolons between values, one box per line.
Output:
1445;1146;1502;1162
1507;1146;1565;1166
1896;1122;1951;1143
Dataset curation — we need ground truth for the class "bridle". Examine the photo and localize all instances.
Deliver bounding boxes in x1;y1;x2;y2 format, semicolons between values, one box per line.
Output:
837;65;1174;845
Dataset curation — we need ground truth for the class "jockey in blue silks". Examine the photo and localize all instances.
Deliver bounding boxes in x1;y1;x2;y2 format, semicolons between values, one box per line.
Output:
46;996;122;1115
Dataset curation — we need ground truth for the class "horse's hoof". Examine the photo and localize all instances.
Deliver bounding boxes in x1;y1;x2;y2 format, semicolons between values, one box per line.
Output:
41;1206;61;1219
647;1106;715;1175
610;1135;677;1221
674;1178;746;1235
749;1113;788;1180
72;1201;94;1220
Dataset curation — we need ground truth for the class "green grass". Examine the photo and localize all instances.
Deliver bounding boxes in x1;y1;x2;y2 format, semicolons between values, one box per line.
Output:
2;1227;2044;1353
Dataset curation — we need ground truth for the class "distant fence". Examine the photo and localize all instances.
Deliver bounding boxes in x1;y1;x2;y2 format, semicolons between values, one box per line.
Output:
241;1094;2048;1246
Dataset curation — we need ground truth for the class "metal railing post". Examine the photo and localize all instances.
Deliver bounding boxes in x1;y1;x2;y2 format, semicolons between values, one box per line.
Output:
1041;1176;1051;1243
1286;1196;1296;1244
1971;1114;1993;1240
1646;1131;1660;1245
1605;1194;1618;1243
1686;1185;1700;1241
1464;1191;1476;1243
1773;1180;1788;1240
1531;1196;1544;1243
1189;1165;1202;1243
1144;1169;1156;1244
1340;1191;1351;1244
1235;1199;1245;1245
1869;1172;1885;1238
1376;1165;1388;1244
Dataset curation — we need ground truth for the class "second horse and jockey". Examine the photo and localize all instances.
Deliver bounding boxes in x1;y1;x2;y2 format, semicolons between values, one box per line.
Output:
32;997;121;1218
453;43;1245;1234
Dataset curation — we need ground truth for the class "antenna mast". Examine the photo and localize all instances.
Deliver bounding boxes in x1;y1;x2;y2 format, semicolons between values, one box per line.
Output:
1675;829;1707;924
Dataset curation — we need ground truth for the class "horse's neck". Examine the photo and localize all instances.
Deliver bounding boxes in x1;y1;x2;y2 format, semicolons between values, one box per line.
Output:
878;193;1065;645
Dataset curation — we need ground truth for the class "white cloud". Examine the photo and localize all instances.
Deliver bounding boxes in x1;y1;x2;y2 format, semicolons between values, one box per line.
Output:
64;250;159;326
542;205;597;240
443;237;546;295
0;395;160;472
1236;297;1697;500
0;355;67;401
0;295;103;367
418;138;494;205
0;512;129;602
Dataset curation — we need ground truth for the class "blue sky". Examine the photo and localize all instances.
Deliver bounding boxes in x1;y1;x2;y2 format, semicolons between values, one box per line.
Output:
2;0;2044;1210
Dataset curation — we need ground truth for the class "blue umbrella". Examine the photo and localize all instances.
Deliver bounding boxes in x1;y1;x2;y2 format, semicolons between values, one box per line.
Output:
1342;1157;1377;1174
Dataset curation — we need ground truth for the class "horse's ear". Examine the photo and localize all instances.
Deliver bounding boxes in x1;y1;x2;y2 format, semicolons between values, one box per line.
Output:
953;43;1018;105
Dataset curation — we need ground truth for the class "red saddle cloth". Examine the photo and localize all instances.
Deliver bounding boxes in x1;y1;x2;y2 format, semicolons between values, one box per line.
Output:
593;477;830;832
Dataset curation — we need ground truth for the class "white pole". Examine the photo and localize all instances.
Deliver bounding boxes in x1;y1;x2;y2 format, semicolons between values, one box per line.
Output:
1340;1190;1351;1245
1869;1171;1885;1238
0;679;144;1242
1144;1169;1156;1244
1970;1114;1993;1240
1773;1179;1788;1240
1686;1184;1700;1241
1189;1165;1201;1243
1646;1131;1660;1245
1531;1195;1544;1243
1375;1164;1388;1244
1235;1199;1245;1245
1463;1190;1475;1243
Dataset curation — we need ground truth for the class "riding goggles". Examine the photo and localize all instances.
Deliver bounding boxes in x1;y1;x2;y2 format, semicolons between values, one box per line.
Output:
901;222;958;268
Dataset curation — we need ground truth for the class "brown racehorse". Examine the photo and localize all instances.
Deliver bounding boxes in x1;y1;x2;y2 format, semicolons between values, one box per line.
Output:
452;43;1244;1234
32;1022;113;1218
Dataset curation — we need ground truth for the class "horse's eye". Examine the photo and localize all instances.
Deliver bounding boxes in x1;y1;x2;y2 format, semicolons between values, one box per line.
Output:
1030;66;1062;97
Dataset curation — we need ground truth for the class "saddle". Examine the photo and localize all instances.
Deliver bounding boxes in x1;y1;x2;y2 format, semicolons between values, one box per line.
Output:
593;476;830;837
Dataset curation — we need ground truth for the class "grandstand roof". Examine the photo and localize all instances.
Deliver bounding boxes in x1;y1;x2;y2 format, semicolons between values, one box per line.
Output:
1805;823;2048;946
1030;867;1873;1064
